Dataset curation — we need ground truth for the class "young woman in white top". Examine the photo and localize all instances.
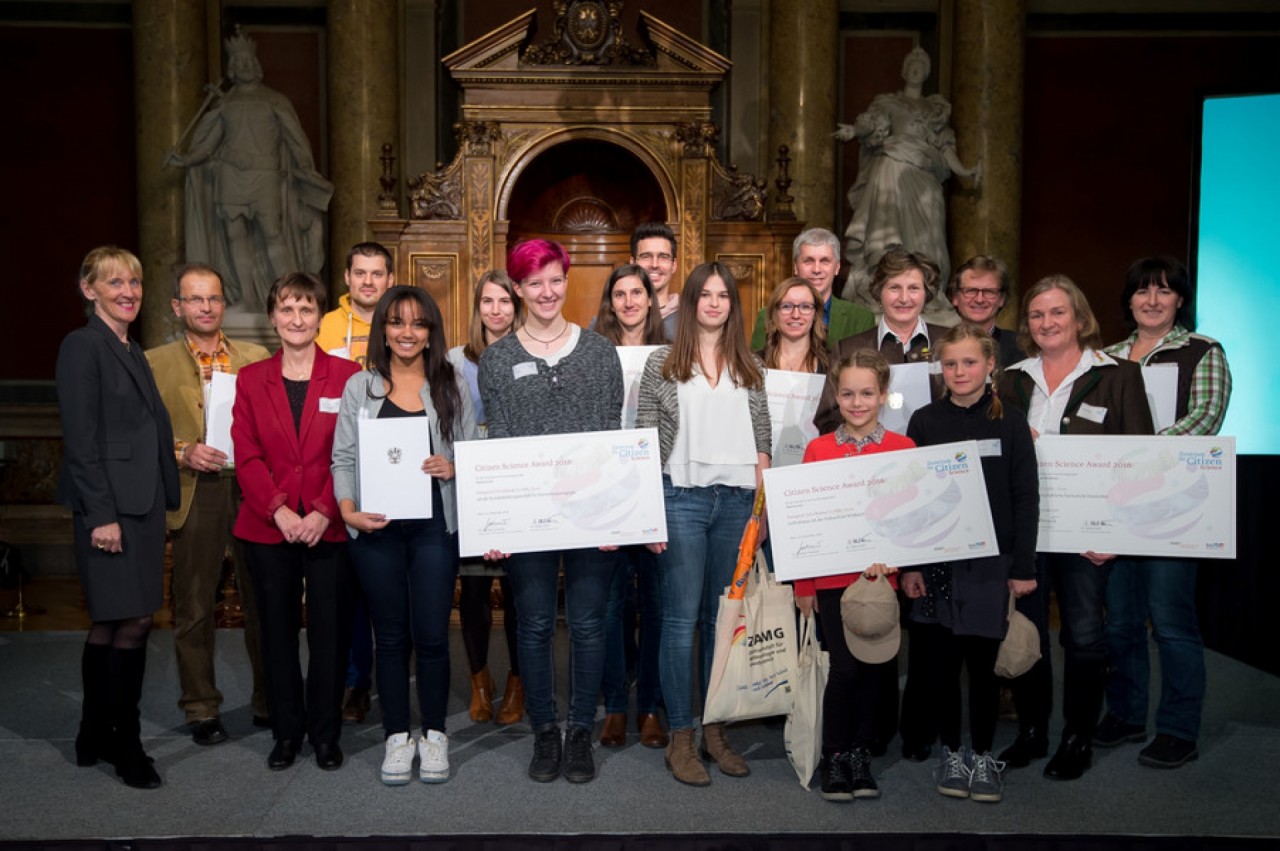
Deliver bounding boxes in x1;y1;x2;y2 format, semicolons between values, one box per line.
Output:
636;262;772;786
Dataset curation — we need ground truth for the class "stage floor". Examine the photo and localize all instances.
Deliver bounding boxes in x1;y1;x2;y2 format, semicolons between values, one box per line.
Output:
2;627;1278;842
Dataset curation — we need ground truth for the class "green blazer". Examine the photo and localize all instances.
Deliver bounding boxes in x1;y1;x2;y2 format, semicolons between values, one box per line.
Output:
750;296;876;350
146;335;271;530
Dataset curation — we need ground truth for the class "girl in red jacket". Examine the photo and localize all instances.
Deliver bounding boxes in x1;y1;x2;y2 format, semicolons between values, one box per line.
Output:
795;348;915;802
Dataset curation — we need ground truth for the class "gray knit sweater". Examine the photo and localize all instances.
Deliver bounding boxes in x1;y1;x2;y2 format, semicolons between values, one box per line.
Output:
477;329;623;438
635;345;773;468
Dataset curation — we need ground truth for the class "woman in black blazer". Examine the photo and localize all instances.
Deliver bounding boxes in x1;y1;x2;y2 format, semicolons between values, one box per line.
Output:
56;246;180;789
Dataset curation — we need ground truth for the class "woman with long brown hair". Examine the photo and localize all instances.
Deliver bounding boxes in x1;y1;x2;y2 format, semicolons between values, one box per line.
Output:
636;261;772;786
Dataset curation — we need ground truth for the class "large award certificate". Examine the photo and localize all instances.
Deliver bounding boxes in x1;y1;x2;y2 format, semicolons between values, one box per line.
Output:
358;418;434;520
765;368;826;467
763;440;998;582
455;427;667;557
1035;435;1236;558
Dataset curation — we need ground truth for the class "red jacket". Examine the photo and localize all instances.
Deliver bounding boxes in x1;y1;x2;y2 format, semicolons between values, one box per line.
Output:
232;346;361;544
792;428;915;598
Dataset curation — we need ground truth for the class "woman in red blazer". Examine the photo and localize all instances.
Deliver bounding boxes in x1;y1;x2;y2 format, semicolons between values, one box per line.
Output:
233;272;361;772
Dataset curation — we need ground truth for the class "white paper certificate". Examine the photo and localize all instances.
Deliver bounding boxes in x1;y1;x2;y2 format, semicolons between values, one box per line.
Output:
1034;435;1236;558
881;362;934;434
765;368;827;467
1141;364;1179;432
455;428;667;557
763;440;998;582
358;418;434;520
206;372;237;464
615;346;663;428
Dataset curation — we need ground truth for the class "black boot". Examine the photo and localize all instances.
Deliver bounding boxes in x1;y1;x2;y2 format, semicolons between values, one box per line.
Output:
109;647;161;789
75;643;114;767
998;724;1049;768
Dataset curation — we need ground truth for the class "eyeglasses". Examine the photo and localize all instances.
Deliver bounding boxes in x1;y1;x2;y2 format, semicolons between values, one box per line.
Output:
177;295;226;307
636;252;674;264
957;287;1002;302
777;302;816;315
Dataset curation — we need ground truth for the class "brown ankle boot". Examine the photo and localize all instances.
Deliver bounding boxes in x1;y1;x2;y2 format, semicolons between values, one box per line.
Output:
496;672;524;725
665;728;711;786
701;722;750;777
469;668;495;723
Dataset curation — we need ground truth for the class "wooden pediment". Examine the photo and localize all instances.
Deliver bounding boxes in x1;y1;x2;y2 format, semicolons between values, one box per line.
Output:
443;5;732;121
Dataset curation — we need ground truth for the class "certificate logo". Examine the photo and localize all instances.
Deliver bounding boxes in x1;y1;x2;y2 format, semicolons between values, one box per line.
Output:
1108;448;1209;539
387;447;402;465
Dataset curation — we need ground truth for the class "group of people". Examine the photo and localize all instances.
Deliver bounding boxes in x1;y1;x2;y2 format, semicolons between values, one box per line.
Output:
56;224;1227;805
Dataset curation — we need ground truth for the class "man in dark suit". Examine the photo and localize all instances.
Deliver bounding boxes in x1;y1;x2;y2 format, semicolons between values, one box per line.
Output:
948;255;1025;370
751;227;877;349
147;264;271;746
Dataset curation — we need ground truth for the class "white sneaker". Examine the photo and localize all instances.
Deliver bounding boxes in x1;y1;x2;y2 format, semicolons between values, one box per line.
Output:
419;730;449;783
381;732;415;786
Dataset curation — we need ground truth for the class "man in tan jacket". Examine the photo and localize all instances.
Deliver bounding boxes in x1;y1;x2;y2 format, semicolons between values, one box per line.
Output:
146;264;270;745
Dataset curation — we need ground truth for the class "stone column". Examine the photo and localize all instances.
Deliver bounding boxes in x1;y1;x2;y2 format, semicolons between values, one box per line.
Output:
133;0;208;346
327;0;400;287
947;0;1027;323
767;0;838;232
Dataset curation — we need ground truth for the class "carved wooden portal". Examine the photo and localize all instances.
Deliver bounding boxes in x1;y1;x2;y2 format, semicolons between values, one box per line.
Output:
370;5;801;341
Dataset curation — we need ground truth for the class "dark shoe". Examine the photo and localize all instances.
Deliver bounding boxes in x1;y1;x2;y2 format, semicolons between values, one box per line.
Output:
267;738;301;770
901;741;932;763
114;746;161;789
849;747;880;798
528;726;562;782
819;752;854;802
563;725;596;783
252;714;271;728
998;726;1049;769
1044;734;1092;781
341;687;370;724
314;741;344;771
638;712;669;749
665;728;711;786
599;712;627;747
192;717;228;746
1094;713;1147;748
1138;733;1199;769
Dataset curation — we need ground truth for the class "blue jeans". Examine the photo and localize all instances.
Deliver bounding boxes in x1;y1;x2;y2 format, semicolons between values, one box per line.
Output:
349;503;457;738
1106;557;1205;742
602;546;663;714
656;478;754;730
505;548;614;730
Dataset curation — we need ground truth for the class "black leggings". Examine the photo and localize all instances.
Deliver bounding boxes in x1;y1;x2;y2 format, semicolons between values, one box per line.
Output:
458;573;519;676
816;587;891;753
935;632;1001;754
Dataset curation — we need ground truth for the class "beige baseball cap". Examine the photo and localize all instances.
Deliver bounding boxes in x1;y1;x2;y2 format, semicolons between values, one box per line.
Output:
840;576;901;664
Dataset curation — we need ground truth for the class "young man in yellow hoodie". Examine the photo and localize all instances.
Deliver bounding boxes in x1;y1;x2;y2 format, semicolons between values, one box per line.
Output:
317;242;395;367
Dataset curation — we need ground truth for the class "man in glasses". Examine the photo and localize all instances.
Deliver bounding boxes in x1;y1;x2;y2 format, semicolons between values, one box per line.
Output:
751;227;877;349
948;255;1025;368
146;263;272;746
629;222;681;340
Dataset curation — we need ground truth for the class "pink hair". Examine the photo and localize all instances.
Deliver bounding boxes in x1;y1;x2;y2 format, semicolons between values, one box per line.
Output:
507;239;571;284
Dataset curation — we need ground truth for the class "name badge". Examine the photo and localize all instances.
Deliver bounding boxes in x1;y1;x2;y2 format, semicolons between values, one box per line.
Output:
977;438;1002;457
319;397;341;414
1076;402;1107;424
513;362;539;379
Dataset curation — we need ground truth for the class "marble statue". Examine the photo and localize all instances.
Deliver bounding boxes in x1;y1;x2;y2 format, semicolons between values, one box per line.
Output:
836;47;981;314
167;30;333;311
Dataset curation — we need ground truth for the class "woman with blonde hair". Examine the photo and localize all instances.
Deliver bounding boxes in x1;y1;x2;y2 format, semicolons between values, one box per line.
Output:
447;271;524;726
58;246;180;789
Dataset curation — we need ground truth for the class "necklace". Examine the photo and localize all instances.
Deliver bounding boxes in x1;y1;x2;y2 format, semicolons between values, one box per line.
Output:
523;320;569;348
